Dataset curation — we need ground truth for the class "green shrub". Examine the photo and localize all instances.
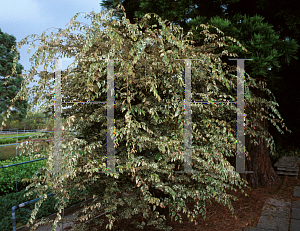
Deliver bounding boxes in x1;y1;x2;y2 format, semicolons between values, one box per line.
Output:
0;156;47;195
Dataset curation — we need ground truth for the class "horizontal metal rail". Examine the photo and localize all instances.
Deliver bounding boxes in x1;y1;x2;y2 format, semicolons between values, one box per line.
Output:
12;193;54;231
0;154;67;169
0;157;47;169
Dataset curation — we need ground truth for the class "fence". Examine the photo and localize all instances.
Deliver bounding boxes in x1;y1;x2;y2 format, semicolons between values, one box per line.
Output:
11;194;55;231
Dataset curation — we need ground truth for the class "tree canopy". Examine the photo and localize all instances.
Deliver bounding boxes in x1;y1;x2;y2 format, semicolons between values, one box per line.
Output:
100;0;299;93
0;28;29;126
3;5;291;230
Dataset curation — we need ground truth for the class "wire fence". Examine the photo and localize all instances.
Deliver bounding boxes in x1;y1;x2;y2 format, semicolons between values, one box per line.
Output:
0;138;62;147
0;130;77;147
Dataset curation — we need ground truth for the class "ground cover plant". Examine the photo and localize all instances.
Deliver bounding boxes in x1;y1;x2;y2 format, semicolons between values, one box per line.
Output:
0;148;90;230
1;4;291;230
0;145;19;161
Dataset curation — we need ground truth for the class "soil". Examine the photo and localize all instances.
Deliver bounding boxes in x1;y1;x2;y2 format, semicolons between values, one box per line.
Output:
69;174;300;231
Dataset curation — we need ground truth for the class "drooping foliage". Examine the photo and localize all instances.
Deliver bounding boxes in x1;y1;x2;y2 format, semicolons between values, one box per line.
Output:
2;4;290;230
99;1;297;187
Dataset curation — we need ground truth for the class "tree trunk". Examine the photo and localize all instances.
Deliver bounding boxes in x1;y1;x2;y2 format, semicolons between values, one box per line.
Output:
240;83;282;188
241;118;282;188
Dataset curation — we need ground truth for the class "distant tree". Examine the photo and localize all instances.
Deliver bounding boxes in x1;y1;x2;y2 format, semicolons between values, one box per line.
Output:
0;28;29;129
100;0;231;33
101;0;300;41
99;0;299;93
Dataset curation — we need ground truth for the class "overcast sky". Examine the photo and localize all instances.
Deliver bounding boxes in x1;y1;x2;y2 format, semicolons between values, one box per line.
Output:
0;0;106;72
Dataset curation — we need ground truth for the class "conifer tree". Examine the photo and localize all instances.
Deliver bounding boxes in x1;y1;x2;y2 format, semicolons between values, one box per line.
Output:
0;28;29;128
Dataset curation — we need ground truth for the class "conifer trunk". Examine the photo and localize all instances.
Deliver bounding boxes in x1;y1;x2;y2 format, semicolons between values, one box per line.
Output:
240;84;282;188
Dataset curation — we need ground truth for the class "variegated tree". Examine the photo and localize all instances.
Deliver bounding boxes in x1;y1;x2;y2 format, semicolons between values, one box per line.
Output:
2;4;290;230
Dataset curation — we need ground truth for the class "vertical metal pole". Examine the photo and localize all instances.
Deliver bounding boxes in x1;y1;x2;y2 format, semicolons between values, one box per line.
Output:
175;58;201;174
69;57;120;174
107;59;115;173
228;58;253;174
62;203;64;231
54;59;64;230
16;130;18;157
15;130;18;192
184;59;193;173
236;60;246;173
54;59;62;175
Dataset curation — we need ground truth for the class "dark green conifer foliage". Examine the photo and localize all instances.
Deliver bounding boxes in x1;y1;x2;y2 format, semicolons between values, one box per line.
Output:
0;28;29;126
